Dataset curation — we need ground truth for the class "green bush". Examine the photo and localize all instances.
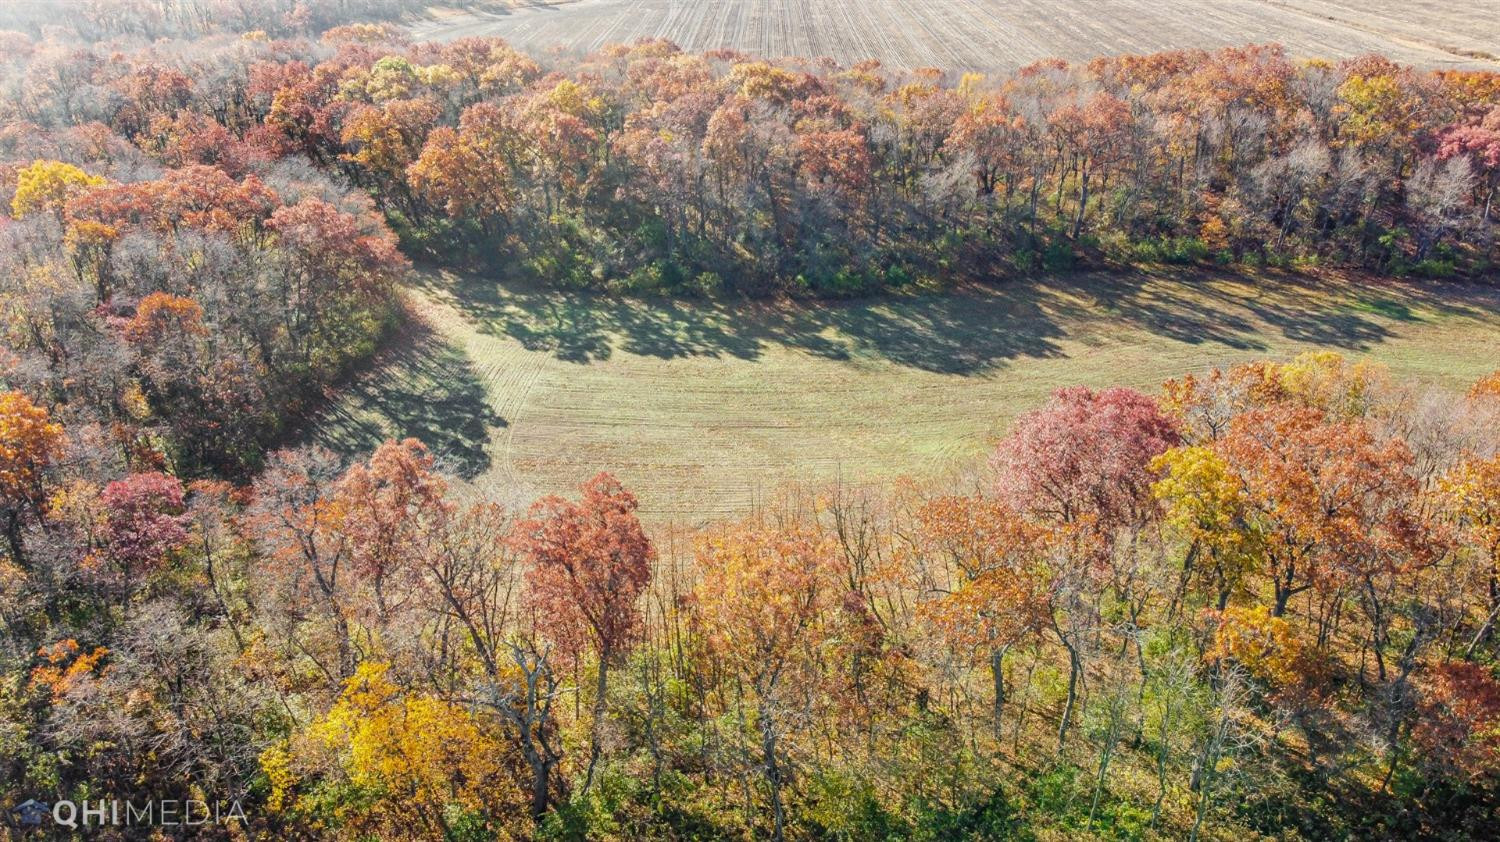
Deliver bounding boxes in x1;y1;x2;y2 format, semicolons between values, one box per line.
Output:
1042;239;1077;272
1412;257;1458;279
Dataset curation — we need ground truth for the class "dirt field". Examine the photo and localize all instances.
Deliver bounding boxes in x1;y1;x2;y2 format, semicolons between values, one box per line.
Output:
313;270;1500;526
411;0;1500;71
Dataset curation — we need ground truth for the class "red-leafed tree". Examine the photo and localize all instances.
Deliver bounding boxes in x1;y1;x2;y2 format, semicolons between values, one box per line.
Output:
991;386;1180;531
98;471;190;587
1412;662;1500;783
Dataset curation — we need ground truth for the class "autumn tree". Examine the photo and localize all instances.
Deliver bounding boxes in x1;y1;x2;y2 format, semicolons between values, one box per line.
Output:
1411;662;1500;784
1439;453;1500;654
1217;405;1418;625
332;438;451;629
992;385;1180;531
911;493;1048;736
1152;445;1263;612
274;661;527;838
513;472;654;793
95;471;190;593
10;159;104;220
693;522;837;842
0;391;65;565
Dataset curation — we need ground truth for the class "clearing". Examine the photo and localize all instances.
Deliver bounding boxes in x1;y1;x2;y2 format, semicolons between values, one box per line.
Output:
412;0;1500;72
313;269;1500;526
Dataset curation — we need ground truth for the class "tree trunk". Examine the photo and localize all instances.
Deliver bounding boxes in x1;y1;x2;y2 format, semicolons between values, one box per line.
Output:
1058;638;1082;751
3;509;25;568
759;698;786;842
990;646;1008;740
583;655;609;796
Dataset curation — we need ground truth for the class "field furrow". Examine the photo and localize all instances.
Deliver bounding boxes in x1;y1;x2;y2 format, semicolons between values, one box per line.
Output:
410;0;1500;71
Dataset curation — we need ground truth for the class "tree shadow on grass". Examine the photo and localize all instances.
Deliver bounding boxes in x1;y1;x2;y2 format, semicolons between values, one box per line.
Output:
426;270;1072;374
418;266;1500;376
313;321;503;478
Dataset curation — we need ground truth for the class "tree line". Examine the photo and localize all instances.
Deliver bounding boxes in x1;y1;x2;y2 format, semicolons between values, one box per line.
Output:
3;26;1499;299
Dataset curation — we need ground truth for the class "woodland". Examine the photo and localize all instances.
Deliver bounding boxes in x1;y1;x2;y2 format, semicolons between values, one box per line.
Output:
2;1;1500;840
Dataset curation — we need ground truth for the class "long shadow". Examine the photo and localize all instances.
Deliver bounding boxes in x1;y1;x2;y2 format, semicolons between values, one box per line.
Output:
428;270;1072;374
748;284;1070;373
421;266;1500;376
1043;271;1270;350
313;321;503;478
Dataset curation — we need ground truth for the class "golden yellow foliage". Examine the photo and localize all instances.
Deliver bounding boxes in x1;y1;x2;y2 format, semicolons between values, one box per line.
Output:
1439;454;1500;567
299;662;522;831
1207;604;1302;686
10;160;105;219
1271;350;1387;417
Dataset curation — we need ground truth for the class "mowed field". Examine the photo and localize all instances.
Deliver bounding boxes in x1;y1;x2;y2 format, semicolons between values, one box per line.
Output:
412;0;1500;71
313;270;1500;526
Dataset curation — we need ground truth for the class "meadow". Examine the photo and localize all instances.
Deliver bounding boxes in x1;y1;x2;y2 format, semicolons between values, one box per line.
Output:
414;0;1500;71
315;269;1500;525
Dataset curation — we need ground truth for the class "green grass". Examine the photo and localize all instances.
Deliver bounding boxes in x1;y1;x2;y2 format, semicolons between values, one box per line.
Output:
312;268;1500;526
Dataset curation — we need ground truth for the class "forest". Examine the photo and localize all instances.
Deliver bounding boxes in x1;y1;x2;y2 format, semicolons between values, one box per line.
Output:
2;2;1500;839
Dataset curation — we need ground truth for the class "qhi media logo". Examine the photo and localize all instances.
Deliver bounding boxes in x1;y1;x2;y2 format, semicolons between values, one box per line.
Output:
9;797;248;831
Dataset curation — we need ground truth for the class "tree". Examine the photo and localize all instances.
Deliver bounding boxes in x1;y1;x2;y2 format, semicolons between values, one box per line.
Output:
97;471;190;590
512;472;654;794
694;522;836;842
1439;454;1500;654
1406;155;1476;259
340;98;441;201
1437;117;1500;221
1046;92;1134;238
992;386;1179;530
1206;604;1303;688
912;494;1048;737
244;447;357;688
332;438;451;627
408;102;517;229
1217;405;1417;622
1152;445;1263;612
1469;369;1500;401
289;661;527;838
10;160;105;220
1411;662;1500;783
0;391;65;565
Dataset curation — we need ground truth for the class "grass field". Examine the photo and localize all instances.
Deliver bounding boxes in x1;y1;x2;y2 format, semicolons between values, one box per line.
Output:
412;0;1500;72
312;269;1500;526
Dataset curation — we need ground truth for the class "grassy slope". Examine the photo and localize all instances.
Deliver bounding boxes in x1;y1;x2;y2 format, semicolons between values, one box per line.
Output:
313;269;1500;526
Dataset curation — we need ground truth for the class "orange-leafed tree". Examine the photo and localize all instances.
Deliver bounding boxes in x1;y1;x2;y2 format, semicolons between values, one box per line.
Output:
1217;405;1417;619
408;102;517;230
1471;369;1500;400
0;391;65;566
333;438;453;629
911;493;1049;735
512;471;654;793
693;522;837;842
